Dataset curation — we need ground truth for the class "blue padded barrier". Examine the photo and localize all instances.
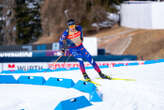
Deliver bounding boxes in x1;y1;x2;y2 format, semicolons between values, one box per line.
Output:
89;89;103;102
17;76;46;85
54;96;92;110
44;77;75;88
73;80;97;93
0;75;17;84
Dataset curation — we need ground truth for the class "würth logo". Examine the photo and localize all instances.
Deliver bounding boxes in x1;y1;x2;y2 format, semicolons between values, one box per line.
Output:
8;64;15;68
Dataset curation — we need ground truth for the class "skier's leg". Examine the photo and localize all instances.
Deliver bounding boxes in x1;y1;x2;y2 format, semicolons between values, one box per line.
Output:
79;60;85;73
69;48;91;81
80;47;101;73
81;47;111;79
79;60;91;81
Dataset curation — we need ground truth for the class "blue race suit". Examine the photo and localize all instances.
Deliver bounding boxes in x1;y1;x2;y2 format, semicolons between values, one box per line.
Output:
59;25;101;73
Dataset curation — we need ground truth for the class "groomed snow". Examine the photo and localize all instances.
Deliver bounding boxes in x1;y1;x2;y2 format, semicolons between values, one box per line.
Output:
0;62;164;110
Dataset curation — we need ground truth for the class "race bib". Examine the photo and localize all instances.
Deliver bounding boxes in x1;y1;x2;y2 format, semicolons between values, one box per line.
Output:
68;31;82;46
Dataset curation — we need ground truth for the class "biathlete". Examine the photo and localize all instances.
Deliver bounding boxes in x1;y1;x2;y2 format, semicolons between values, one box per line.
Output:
59;19;111;81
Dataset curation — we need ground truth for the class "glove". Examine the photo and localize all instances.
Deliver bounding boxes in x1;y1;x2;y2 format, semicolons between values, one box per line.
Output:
61;48;66;56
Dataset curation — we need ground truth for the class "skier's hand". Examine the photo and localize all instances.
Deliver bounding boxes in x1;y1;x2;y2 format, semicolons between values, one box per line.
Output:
60;48;66;56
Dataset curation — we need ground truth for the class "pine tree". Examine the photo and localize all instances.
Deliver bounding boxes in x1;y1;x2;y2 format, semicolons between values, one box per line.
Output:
15;0;42;44
0;0;17;45
0;6;3;45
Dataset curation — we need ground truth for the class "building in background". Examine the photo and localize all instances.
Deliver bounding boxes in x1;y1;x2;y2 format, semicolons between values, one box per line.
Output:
121;1;164;29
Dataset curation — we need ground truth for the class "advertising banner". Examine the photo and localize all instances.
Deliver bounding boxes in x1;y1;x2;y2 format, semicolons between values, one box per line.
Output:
3;63;48;72
48;61;145;70
1;61;145;74
0;63;2;73
0;52;32;57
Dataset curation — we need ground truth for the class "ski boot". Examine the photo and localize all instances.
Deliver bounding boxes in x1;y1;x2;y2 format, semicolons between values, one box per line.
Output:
82;72;91;82
98;72;112;80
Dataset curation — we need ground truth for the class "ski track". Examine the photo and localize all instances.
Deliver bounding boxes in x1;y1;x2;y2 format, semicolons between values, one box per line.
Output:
0;62;164;110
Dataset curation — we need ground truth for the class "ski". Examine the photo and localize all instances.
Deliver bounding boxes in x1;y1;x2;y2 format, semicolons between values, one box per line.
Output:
81;79;101;86
80;77;135;87
96;77;136;81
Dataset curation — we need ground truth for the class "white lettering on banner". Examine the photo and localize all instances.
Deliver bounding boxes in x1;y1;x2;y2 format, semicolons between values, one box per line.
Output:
0;52;32;57
48;63;79;70
17;65;43;71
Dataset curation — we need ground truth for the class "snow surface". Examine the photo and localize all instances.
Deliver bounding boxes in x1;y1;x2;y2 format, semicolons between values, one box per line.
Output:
0;62;164;110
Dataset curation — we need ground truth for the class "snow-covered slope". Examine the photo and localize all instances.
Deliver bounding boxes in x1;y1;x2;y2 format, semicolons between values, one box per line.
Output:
0;62;164;110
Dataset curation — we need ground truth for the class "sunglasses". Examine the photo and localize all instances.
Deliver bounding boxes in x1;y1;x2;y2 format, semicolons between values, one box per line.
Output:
69;25;75;29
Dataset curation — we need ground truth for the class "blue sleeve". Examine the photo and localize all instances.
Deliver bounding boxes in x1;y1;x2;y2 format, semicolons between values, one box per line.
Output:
76;25;83;41
59;29;68;49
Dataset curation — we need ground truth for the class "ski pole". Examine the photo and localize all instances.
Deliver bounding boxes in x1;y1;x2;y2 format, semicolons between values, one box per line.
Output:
54;48;68;64
53;55;63;64
63;55;71;68
44;55;63;73
64;55;71;64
